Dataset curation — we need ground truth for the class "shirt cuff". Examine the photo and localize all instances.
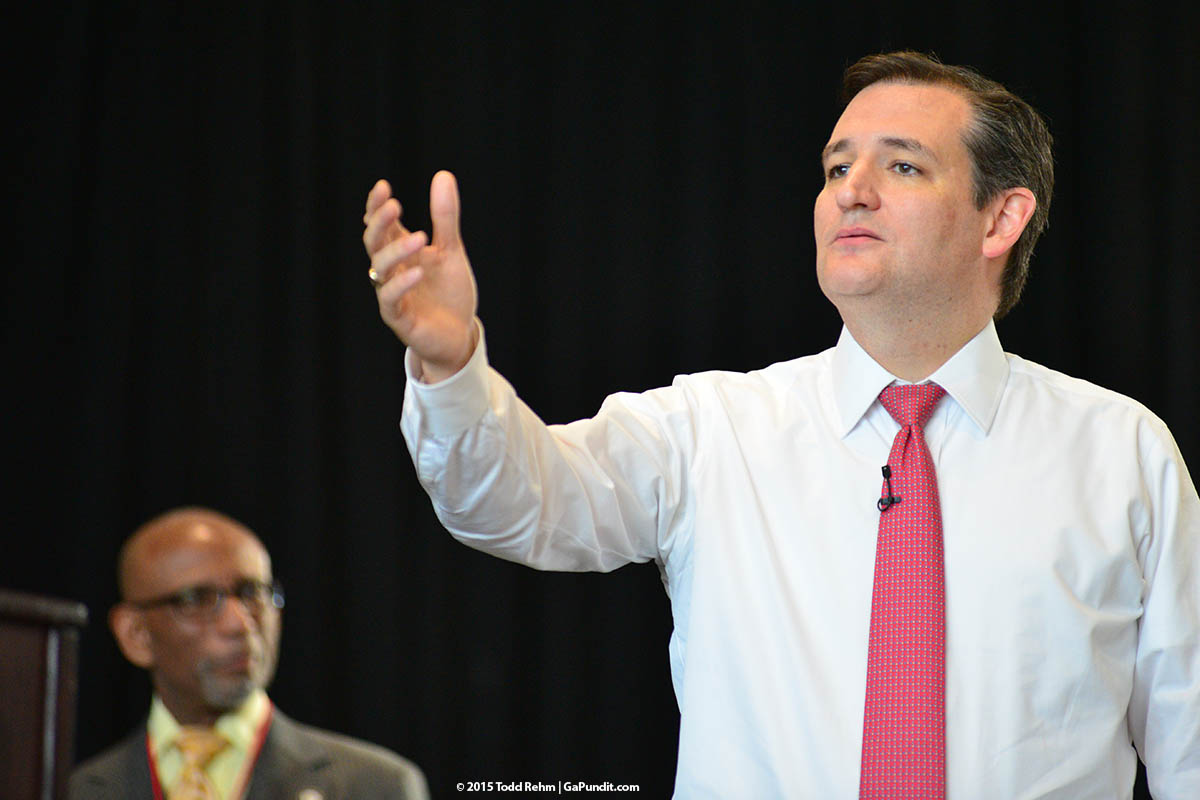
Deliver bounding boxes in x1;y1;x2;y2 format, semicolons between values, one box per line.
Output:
403;318;491;438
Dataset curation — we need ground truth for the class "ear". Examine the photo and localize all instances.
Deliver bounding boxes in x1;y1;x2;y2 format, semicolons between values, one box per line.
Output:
982;188;1036;260
109;604;156;669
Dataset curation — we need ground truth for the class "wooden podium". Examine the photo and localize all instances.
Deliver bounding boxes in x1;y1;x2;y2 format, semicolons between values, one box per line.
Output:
0;589;89;800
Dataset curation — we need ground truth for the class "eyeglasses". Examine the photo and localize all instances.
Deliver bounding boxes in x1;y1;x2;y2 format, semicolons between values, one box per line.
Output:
129;579;285;621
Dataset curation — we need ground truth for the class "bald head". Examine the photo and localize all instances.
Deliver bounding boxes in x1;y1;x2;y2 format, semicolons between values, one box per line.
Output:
118;507;269;602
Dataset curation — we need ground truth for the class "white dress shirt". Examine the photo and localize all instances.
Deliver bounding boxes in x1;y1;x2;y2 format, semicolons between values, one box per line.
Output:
401;320;1199;799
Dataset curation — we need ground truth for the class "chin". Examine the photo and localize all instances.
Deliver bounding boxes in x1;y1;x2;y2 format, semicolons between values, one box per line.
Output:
817;261;885;301
197;658;272;711
200;676;258;711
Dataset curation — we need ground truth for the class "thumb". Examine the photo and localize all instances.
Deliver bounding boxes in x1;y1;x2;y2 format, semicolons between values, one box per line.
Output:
429;170;463;249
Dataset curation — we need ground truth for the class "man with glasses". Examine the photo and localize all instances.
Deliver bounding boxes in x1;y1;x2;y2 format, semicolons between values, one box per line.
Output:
69;507;429;799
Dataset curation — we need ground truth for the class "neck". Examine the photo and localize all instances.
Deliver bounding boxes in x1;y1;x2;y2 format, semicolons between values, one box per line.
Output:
166;701;222;729
156;688;233;729
842;310;991;382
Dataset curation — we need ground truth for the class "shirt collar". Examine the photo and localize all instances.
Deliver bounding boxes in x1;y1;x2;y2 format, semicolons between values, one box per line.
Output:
148;689;271;757
831;319;1009;437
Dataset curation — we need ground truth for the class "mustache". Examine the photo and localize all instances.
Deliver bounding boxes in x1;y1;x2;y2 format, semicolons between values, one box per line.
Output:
198;643;262;672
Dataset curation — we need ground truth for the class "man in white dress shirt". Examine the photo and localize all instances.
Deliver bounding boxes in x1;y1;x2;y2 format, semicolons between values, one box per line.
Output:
362;51;1198;798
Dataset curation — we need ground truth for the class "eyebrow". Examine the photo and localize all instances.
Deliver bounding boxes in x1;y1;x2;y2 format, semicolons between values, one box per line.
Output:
820;136;939;164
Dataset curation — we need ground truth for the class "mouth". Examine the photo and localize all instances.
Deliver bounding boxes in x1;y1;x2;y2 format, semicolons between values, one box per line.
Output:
834;226;882;244
211;649;257;675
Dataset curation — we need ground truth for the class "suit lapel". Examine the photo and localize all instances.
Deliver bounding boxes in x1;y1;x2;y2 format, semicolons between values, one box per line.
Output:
72;726;156;800
244;711;335;800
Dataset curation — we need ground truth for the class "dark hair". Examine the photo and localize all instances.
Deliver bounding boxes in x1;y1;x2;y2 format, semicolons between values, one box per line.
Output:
841;51;1054;318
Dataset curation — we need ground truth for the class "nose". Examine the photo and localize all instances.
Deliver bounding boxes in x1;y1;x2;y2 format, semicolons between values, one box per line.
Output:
212;593;258;634
835;162;880;212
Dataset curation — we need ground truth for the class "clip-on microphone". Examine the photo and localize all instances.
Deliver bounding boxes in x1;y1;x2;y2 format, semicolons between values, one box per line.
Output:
877;464;902;512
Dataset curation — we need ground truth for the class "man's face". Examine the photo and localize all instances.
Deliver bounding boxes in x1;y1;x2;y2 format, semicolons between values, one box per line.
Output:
122;517;281;724
814;81;994;319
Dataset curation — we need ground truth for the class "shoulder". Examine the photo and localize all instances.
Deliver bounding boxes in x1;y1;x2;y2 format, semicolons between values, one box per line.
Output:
1001;354;1191;493
261;712;428;799
674;348;833;394
676;350;835;433
604;349;833;419
580;350;832;455
68;726;149;800
278;715;424;774
1005;353;1175;441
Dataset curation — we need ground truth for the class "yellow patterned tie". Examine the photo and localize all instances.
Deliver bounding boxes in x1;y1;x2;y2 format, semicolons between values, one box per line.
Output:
170;727;229;800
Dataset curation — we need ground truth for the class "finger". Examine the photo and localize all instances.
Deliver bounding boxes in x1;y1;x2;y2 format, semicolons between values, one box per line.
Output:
362;179;412;237
364;179;393;222
363;197;413;256
429;170;463;250
369;230;428;282
377;265;424;306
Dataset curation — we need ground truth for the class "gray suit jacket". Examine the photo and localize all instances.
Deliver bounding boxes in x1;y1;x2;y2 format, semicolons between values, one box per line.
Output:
68;709;429;799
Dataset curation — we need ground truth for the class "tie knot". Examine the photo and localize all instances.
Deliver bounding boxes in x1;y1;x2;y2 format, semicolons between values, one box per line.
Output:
878;383;946;429
175;727;228;768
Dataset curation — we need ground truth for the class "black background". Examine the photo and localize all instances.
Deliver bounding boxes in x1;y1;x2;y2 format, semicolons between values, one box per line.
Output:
7;3;1195;797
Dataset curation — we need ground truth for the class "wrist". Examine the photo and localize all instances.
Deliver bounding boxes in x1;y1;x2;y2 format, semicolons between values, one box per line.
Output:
418;322;479;384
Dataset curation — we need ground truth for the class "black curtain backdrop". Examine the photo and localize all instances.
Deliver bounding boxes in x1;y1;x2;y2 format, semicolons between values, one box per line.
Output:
7;3;1196;798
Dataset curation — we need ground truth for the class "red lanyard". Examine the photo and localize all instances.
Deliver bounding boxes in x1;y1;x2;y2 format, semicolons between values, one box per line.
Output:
145;701;275;800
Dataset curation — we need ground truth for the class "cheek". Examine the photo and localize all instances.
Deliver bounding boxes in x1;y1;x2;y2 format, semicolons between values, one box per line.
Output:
896;198;960;253
253;611;281;650
151;629;205;680
940;207;986;261
813;188;833;231
813;190;837;261
262;614;281;645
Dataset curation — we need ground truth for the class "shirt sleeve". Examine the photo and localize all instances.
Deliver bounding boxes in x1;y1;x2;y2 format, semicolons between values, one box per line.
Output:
1128;417;1200;798
399;321;697;573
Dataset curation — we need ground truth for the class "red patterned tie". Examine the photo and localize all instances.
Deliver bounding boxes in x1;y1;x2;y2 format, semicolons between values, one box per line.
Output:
859;383;947;799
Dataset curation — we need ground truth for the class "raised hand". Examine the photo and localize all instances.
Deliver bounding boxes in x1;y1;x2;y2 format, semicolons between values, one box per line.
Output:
363;171;479;383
